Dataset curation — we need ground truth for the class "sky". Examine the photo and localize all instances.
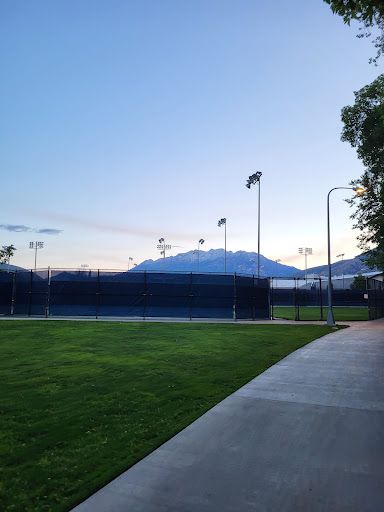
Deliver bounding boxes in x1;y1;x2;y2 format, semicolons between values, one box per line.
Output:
1;0;382;271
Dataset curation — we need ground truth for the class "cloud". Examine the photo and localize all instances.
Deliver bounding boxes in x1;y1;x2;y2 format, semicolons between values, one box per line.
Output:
0;224;63;235
29;212;202;241
0;224;31;232
36;228;63;235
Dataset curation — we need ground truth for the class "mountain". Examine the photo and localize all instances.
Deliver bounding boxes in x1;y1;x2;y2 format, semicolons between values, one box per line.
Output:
0;263;27;272
293;255;381;278
133;249;299;277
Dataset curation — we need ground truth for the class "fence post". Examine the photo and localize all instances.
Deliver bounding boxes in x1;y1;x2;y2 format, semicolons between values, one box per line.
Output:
233;273;237;320
143;271;147;320
96;269;100;319
45;267;51;318
253;274;256;320
10;271;17;315
28;270;33;317
270;276;274;320
319;278;323;321
294;278;300;321
189;272;193;321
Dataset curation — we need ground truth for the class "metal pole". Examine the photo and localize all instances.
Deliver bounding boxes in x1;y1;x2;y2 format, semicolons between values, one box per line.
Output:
319;277;323;321
163;239;165;272
224;222;227;274
34;243;37;271
326;190;336;326
305;252;307;284
258;179;261;279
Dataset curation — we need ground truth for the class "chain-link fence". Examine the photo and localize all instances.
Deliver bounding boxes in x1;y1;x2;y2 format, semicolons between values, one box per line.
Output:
270;277;370;321
1;270;379;321
367;277;384;320
0;269;270;320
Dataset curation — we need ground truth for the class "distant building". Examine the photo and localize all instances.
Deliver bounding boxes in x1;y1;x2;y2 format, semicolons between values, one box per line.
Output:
367;272;384;290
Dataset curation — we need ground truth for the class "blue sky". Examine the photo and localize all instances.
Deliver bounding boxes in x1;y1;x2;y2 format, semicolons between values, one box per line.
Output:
1;0;381;271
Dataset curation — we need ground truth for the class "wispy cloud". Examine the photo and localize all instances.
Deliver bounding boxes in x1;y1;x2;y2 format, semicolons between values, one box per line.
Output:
36;228;63;235
0;224;63;234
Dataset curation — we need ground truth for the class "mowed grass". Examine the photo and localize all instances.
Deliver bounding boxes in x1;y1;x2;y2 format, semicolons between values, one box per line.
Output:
0;320;344;512
273;306;369;321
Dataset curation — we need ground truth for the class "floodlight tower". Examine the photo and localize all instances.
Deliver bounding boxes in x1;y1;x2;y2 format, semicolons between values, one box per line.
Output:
158;238;166;271
217;219;227;274
197;239;205;273
29;241;44;271
299;247;313;283
128;257;133;271
245;171;262;278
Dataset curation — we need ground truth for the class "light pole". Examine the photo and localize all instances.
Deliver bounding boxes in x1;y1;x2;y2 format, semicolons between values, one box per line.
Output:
158;238;166;271
326;186;364;326
299;247;313;285
157;238;172;272
336;253;345;289
128;257;133;271
191;251;198;270
246;171;262;278
29;241;44;271
197;239;205;273
217;219;227;273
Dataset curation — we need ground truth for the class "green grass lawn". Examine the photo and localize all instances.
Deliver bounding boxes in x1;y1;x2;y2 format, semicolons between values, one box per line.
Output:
272;306;369;321
0;320;345;512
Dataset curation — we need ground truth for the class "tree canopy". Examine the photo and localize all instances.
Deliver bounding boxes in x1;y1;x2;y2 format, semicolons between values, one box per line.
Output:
324;1;384;63
350;272;367;289
341;75;384;270
0;245;16;265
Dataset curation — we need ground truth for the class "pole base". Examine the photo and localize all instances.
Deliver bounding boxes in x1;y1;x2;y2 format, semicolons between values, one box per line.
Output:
326;308;336;327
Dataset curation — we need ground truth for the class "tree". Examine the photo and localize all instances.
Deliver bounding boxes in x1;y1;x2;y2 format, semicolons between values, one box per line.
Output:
324;1;384;63
0;245;16;266
350;272;367;289
341;75;384;270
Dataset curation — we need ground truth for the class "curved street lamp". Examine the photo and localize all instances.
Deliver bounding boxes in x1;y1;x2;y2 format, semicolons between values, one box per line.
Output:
246;171;262;278
197;238;205;273
158;238;165;271
217;219;227;274
326;186;364;326
128;256;133;271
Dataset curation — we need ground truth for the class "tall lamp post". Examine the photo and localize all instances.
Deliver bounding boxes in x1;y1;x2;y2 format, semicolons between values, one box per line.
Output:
246;171;262;278
197;239;205;273
157;238;173;272
326;186;364;326
158;238;166;272
217;219;227;274
299;247;313;285
29;241;44;271
128;257;133;271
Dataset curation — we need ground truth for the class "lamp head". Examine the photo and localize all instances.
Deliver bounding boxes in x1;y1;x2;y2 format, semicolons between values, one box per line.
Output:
353;186;365;194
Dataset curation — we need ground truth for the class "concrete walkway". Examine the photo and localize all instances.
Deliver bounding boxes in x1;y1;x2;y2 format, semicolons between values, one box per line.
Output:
72;319;384;512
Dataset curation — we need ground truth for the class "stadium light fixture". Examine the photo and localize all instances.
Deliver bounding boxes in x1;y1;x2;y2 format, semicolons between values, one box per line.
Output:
299;247;313;284
326;186;365;326
217;219;227;274
197;238;205;273
157;238;173;272
245;171;262;278
29;241;44;271
128;256;133;271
